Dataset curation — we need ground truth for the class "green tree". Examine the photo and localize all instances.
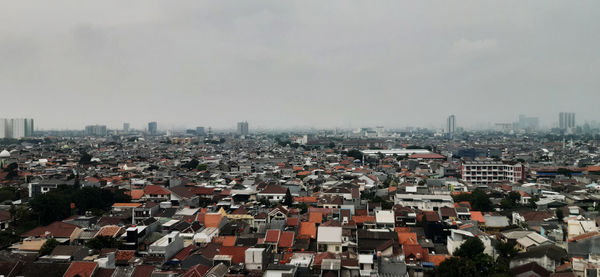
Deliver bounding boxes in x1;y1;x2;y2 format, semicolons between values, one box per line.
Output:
86;236;121;250
182;159;200;170
283;188;293;206
437;257;477;277
454;190;493;212
454;237;485;258
39;238;59;256
29;192;71;225
347;149;362;160
0;231;20;249
556;209;564;220
196;163;208;171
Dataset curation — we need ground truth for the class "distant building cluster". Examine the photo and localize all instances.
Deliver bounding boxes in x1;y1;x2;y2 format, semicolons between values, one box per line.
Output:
84;125;108;137
559;112;576;131
1;128;600;276
0;118;34;138
237;121;249;136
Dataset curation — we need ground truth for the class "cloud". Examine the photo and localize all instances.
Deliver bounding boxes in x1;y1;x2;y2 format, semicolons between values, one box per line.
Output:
451;38;498;55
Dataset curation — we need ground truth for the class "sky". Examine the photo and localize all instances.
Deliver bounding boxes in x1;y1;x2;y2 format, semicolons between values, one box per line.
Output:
1;1;599;131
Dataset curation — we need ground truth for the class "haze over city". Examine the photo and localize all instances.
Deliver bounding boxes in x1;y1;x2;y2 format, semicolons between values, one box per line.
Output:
1;1;599;130
0;1;600;129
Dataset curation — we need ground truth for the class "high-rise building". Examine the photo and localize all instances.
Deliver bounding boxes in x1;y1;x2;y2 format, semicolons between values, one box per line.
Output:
123;123;130;132
559;112;575;130
84;125;107;136
518;115;539;130
148;122;158;135
237;121;249;135
196;127;205;136
446;115;456;136
0;118;34;138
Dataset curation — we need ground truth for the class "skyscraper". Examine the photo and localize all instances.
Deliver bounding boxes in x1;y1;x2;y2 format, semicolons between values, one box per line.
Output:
148;122;158;135
446;115;456;137
237;121;249;135
0;118;34;138
123;123;130;132
559;112;575;130
196;126;205;136
85;125;107;136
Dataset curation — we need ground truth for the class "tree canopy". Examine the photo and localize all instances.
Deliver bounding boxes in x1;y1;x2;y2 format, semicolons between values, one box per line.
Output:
453;190;493;212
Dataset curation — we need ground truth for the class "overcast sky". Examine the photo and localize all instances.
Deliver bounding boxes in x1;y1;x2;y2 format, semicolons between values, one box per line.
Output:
1;1;599;131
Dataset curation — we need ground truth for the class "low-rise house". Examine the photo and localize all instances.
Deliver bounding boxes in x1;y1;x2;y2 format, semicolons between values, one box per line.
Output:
148;231;184;261
317;226;342;253
22;221;81;243
394;193;454;211
257;185;288;203
509;245;568;272
375;210;395;228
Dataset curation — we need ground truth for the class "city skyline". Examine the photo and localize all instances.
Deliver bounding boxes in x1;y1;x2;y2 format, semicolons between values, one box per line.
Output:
1;1;599;130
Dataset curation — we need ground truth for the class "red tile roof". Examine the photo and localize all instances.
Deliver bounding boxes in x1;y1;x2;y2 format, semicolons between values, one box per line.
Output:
115;250;136;263
403;244;429;262
95;225;124;238
23;221;78;238
278;231;295;249
265;229;281;243
286;217;300;227
408;153;445;159
259;185;287;194
173;244;197;261
144;185;171;195
63;261;98;277
191;187;214;195
132;265;155;277
218;246;249;264
182;265;212;277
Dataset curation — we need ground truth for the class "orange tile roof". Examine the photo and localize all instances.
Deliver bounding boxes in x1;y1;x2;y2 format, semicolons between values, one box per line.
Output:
222;236;237;247
309;212;322;223
204;214;223;228
297;171;311;176
298;222;317;239
96;225;123;238
294;196;318;203
112;203;142;208
128;189;144;200
470;211;485;223
586;166;600;172
397;232;417;245
428;254;449;266
395;227;410;233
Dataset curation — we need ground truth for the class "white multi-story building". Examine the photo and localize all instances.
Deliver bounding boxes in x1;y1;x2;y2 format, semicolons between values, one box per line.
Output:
393;193;454;211
461;161;525;184
0;118;34;138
